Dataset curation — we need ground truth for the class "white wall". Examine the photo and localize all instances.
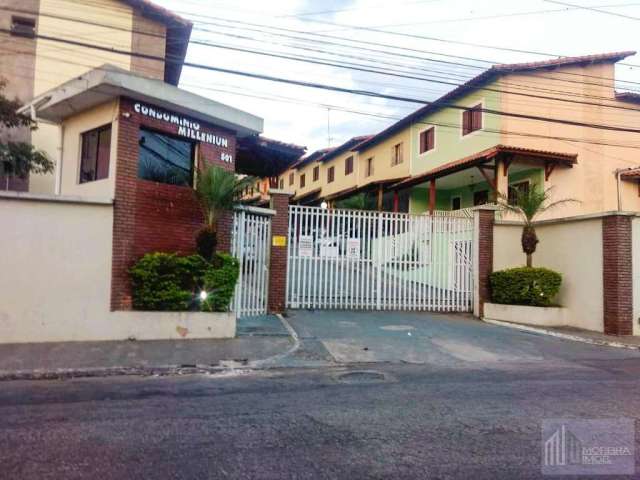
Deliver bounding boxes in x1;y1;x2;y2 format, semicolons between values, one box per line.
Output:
493;218;604;332
632;218;640;336
0;195;235;343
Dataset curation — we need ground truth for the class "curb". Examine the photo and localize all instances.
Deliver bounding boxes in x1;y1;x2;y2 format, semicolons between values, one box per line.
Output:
482;318;640;351
0;315;302;382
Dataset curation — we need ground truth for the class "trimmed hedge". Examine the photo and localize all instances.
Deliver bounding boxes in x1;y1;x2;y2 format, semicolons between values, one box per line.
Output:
130;252;239;312
490;267;562;307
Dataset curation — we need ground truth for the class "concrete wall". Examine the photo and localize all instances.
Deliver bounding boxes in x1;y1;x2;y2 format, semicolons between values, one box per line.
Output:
633;217;640;336
493;217;604;332
0;194;235;343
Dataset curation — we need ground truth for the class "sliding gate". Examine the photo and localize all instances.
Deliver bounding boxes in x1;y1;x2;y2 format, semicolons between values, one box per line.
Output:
286;205;473;312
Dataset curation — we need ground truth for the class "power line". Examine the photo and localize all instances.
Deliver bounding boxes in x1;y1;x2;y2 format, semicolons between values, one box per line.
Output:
8;28;640;139
544;0;640;20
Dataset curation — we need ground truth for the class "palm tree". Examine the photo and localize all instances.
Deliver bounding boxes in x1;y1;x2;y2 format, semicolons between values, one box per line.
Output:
499;185;577;267
194;165;254;261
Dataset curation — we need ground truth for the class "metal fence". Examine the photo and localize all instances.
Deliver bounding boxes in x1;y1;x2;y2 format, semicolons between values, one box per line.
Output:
286;205;474;312
231;208;272;318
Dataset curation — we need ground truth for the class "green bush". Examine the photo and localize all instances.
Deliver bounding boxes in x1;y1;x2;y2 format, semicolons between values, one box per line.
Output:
129;252;239;312
201;253;240;312
490;267;562;307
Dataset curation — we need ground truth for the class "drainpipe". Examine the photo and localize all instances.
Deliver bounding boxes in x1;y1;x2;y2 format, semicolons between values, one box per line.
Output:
54;125;64;195
615;167;639;212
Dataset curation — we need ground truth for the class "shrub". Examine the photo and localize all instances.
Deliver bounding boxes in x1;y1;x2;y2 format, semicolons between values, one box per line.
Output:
129;252;239;312
201;253;240;312
490;267;562;307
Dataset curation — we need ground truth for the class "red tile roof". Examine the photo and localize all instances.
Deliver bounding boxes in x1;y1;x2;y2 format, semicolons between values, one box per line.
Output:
355;51;636;152
392;145;577;190
616;92;640;104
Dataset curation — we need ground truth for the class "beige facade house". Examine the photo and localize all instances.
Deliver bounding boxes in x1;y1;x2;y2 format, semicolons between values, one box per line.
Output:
0;0;192;193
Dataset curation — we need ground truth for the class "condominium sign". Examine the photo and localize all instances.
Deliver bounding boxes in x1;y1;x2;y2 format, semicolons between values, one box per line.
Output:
133;102;229;148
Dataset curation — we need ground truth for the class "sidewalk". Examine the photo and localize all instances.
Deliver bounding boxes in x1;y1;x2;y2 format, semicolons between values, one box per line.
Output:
0;315;294;380
483;319;640;350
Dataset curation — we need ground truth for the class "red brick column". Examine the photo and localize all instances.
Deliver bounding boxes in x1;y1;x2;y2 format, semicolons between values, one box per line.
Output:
473;206;497;318
602;214;633;335
268;190;291;313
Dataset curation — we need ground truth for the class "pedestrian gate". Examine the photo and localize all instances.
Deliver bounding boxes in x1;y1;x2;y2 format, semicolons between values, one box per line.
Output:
232;208;272;318
286;205;474;312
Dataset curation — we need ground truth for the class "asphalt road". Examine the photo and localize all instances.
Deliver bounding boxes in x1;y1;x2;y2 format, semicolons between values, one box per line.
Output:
1;352;640;479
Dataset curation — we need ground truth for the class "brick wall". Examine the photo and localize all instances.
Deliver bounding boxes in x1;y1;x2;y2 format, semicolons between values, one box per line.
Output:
477;209;495;317
602;215;633;335
111;97;238;310
268;192;290;313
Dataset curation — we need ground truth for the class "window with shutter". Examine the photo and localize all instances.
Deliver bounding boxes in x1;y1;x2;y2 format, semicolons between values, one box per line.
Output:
392;143;403;165
420;127;435;153
300;174;306;188
345;156;354;175
313;165;319;181
328;166;335;183
289;172;294;185
463;104;482;136
366;157;374;177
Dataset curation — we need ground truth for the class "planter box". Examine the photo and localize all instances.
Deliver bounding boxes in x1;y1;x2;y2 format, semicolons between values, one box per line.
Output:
484;302;566;328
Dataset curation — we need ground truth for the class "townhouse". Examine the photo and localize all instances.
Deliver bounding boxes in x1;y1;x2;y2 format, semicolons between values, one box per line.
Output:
265;51;640;222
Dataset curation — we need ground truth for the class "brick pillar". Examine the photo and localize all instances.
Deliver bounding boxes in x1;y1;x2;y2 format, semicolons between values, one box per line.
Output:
473;206;498;318
268;190;292;313
602;214;633;335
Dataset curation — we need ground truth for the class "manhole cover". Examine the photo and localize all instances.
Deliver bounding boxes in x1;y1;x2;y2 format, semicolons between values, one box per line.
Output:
335;370;387;384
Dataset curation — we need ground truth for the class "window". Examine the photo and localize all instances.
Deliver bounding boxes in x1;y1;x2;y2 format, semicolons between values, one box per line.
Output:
451;196;461;211
392;143;403;166
419;127;435;154
462;104;483;136
313;165;319;182
366;157;374;177
279;178;284;189
473;190;489;206
300;173;306;188
345;156;354;175
138;128;195;186
508;180;530;205
10;16;36;38
79;125;112;184
289;172;294;186
327;166;335;183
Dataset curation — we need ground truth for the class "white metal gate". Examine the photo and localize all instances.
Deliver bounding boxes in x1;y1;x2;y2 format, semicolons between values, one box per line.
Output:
286;205;473;312
232;208;272;318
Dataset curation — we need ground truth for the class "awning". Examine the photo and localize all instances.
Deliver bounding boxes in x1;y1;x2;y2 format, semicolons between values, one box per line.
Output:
19;64;263;137
620;167;640;180
324;176;409;201
292;188;322;203
392;145;577;190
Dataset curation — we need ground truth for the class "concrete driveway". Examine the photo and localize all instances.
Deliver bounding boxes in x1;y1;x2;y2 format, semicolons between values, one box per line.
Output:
285;310;640;366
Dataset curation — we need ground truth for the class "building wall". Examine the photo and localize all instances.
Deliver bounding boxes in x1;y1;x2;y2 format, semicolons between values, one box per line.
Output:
357;129;411;188
111;97;237;310
294;159;322;198
493;218;605;332
409;87;501;176
130;11;166;80
499;63;640;218
321;150;360;198
59;99;120;198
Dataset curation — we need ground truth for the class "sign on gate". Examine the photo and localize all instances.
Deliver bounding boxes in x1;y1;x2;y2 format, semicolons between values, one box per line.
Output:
286;205;474;312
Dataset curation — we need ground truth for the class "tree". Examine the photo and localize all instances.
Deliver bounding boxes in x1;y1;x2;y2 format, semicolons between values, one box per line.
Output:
0;79;53;187
194;165;254;261
499;185;577;267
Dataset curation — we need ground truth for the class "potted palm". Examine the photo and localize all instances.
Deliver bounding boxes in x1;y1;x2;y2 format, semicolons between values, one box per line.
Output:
194;165;254;261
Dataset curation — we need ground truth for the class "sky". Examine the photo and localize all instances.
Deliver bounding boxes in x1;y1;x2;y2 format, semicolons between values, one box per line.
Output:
155;0;640;154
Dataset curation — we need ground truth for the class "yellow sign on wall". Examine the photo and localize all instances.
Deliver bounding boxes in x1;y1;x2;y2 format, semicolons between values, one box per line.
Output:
272;236;287;247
